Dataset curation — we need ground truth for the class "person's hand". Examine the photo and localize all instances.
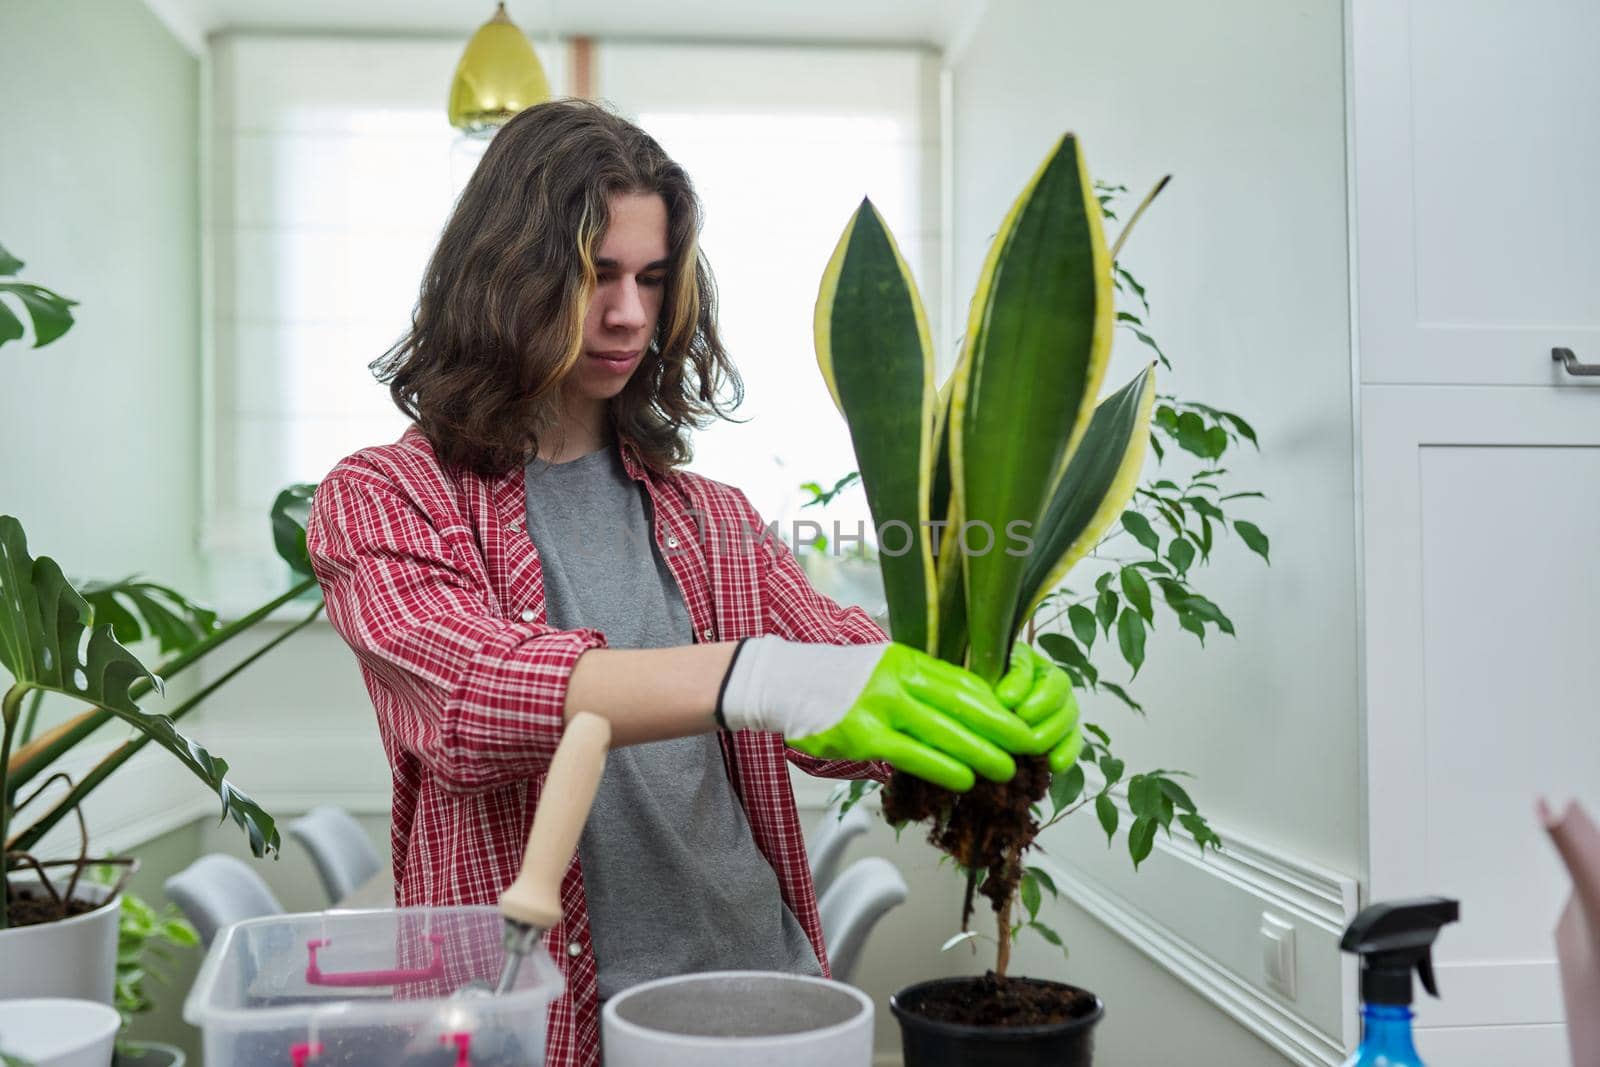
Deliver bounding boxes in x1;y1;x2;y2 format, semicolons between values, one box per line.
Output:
717;638;1043;792
993;640;1083;773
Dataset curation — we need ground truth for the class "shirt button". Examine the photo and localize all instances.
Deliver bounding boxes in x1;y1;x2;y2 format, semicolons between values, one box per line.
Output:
666;535;679;548
701;628;713;641
567;941;583;958
520;609;536;623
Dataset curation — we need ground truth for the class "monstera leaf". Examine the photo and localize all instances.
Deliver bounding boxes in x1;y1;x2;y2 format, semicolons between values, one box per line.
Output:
0;515;279;857
271;483;318;578
0;242;77;350
78;577;220;657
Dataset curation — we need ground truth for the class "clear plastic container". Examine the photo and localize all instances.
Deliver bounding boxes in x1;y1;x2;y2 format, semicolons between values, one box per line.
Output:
184;908;562;1067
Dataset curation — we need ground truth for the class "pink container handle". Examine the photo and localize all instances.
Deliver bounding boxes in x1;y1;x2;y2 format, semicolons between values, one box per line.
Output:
289;1041;323;1066
441;1032;473;1067
304;933;446;987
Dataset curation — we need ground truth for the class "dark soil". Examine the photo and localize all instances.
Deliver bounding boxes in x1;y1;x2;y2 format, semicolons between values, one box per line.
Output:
882;754;1054;924
911;972;1099;1028
6;887;107;927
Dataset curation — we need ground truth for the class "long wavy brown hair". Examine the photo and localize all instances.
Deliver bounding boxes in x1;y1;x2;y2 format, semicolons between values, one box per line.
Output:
372;98;744;477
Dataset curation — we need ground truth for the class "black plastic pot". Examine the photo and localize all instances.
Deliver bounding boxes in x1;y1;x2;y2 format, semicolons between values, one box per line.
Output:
890;976;1104;1067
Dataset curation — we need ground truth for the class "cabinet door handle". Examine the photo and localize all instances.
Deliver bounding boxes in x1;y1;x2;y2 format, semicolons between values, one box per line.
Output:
1552;347;1600;376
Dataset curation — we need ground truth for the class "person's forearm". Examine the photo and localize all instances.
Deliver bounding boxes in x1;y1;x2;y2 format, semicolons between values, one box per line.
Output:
562;642;741;747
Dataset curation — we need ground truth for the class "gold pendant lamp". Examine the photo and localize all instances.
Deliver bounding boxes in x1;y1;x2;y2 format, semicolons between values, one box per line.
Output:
448;3;552;136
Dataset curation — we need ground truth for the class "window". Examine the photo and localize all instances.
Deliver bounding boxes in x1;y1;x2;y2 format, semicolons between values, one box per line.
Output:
204;35;935;616
204;34;566;608
598;43;940;614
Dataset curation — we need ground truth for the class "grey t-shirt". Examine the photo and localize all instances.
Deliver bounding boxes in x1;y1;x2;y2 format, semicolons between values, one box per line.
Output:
523;443;822;1001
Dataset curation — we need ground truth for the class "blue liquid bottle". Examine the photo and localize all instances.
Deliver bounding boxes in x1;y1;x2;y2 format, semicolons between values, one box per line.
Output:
1339;897;1460;1067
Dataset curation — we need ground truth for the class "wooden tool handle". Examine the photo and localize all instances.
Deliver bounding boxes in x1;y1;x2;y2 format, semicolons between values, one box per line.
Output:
498;711;611;929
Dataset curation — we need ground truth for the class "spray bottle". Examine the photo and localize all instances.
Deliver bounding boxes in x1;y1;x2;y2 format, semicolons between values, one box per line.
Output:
1339;896;1460;1067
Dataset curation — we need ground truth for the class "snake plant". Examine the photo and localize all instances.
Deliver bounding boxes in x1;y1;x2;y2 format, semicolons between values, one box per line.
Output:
815;132;1154;684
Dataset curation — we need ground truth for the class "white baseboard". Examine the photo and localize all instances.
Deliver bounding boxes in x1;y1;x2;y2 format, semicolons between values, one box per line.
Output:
1038;790;1360;1066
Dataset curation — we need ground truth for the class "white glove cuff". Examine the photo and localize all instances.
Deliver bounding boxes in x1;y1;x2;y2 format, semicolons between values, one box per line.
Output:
717;635;888;738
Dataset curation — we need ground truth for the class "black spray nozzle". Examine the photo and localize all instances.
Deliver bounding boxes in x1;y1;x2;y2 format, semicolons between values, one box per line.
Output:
1339;897;1459;1005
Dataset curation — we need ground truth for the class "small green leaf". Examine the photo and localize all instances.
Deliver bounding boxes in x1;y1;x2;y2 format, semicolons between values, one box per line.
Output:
1116;607;1146;676
1158;776;1197;812
1129;816;1158;868
1127;774;1162;818
1220;491;1266;502
1021;873;1042;919
1026;866;1059;899
1178;592;1235;636
1096;793;1118;843
1120;566;1153;623
1234;520;1271;563
1179;812;1224;852
0;242;23;275
1096;588;1120;635
1174;411;1211;457
1068;603;1098;650
1100;681;1144;714
1177;610;1207;644
1099;755;1124;785
1183;496;1225;523
1115;265;1148;314
1029;920;1065;948
1039;631;1097;685
1121;511;1159;552
1222;412;1259;448
1166;537;1196;575
1084;722;1111;746
1050;763;1085;814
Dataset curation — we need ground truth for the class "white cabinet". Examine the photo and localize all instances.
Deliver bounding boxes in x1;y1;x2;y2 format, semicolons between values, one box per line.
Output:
1352;0;1600;387
1353;0;1600;1060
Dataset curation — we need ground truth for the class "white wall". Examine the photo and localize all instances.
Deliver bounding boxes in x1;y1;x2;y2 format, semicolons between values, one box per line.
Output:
0;0;221;856
0;0;203;593
946;0;1357;1061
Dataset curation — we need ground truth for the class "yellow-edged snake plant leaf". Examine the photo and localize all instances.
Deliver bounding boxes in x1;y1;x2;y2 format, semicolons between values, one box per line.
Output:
815;198;939;654
1013;364;1156;635
950;132;1115;683
929;377;971;664
0;516;279;856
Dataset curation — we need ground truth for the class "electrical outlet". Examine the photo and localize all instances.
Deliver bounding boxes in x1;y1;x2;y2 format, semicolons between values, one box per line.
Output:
1260;911;1297;1000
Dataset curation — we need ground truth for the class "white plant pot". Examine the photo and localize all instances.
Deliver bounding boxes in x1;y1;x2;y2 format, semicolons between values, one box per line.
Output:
0;997;121;1067
602;971;874;1067
0;875;120;1004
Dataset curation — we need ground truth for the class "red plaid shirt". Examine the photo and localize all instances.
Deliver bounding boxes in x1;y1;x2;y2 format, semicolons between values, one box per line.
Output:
305;424;890;1067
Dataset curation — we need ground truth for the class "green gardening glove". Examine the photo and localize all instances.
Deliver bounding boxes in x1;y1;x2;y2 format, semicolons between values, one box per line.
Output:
994;640;1084;773
718;638;1051;792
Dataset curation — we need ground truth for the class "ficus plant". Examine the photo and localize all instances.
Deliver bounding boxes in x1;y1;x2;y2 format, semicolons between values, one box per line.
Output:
0;242;323;930
810;137;1261;976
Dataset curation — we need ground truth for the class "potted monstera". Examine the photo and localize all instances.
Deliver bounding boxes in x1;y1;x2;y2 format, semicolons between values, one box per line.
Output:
0;243;319;1001
814;134;1243;1065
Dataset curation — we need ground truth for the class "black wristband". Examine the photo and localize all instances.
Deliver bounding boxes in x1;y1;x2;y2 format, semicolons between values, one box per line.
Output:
714;636;753;731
